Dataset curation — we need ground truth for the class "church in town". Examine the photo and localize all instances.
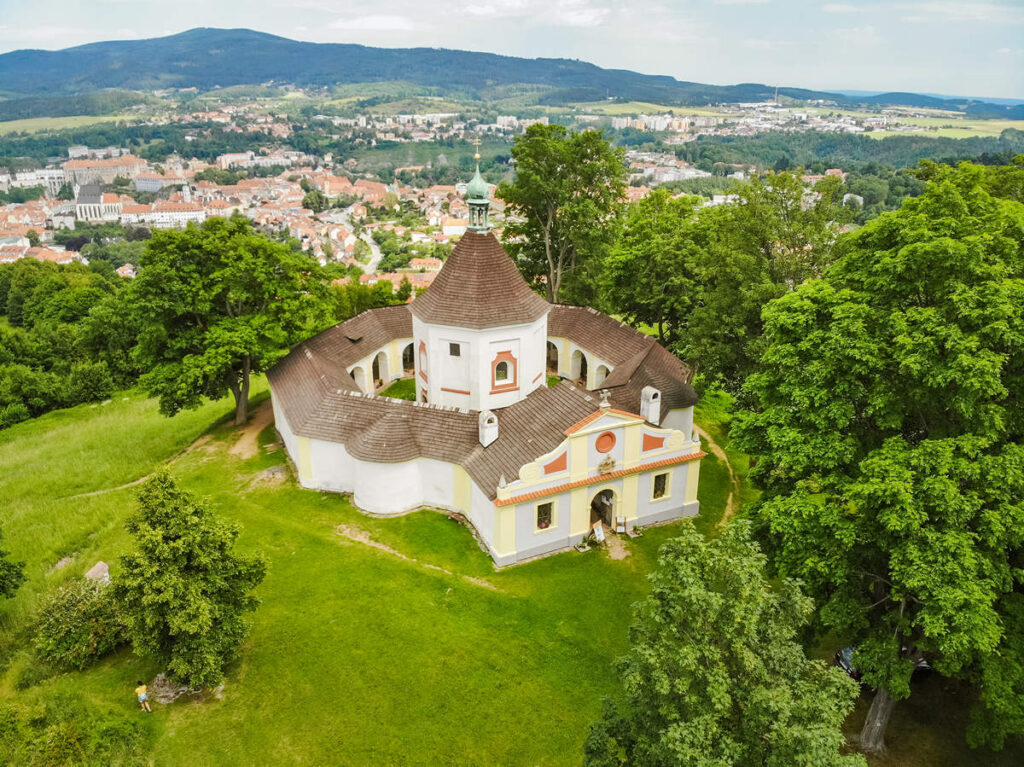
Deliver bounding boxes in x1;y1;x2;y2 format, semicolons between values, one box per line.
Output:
268;160;704;565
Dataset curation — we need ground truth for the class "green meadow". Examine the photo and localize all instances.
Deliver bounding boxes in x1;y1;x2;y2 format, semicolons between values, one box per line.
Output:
0;382;1020;765
0;114;129;135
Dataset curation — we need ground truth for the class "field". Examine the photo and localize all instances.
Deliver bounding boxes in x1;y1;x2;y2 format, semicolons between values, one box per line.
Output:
0;384;1021;765
569;100;727;117
866;117;1024;139
0;114;129;134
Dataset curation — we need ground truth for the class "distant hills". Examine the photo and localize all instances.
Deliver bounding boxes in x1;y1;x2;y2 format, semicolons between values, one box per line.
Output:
0;28;1021;118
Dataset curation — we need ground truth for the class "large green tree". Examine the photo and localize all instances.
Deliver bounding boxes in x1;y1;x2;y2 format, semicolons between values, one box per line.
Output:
114;471;266;688
498;124;626;304
602;190;701;345
130;216;331;425
733;163;1024;753
682;171;849;392
584;521;862;767
0;526;26;599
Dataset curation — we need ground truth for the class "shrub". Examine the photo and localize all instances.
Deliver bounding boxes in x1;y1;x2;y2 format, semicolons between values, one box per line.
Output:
0;693;147;767
34;579;126;670
0;402;30;429
67;361;114;405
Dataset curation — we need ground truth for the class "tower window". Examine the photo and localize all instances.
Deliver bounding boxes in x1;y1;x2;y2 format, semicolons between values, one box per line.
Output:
495;361;509;381
449;342;460;357
653;472;669;500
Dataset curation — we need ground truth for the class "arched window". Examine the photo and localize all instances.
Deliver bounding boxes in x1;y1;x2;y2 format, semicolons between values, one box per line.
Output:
490;351;518;393
417;341;428;381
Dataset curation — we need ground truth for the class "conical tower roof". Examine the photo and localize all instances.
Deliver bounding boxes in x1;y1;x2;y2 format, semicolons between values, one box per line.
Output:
409;231;550;330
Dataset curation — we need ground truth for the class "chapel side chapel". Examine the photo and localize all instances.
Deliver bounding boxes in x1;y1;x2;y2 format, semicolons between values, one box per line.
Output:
268;160;705;565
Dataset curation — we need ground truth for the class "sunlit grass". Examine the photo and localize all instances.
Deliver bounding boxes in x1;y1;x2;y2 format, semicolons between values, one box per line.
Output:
0;378;1017;765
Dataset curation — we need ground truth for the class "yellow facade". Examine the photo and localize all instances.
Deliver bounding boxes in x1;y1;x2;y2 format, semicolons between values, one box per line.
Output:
494;504;517;555
453;463;472;512
295;436;313;484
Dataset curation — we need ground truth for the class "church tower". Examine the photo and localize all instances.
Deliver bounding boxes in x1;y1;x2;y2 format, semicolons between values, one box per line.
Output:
410;147;550;411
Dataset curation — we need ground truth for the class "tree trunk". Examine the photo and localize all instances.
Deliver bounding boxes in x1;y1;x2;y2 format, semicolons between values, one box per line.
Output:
233;356;251;426
860;687;896;754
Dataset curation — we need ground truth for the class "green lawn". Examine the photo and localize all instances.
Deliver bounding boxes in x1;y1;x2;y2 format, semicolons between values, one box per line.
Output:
379;377;416;400
0;114;129;134
0;383;1019;765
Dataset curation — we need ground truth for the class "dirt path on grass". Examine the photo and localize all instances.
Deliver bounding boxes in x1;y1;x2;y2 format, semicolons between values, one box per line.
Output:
67;401;272;501
695;425;739;528
335;524;499;591
229;399;274;459
66;435;215;499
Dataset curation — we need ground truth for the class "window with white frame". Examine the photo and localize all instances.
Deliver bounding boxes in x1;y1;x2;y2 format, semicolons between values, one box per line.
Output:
653;472;669;500
536;501;553;530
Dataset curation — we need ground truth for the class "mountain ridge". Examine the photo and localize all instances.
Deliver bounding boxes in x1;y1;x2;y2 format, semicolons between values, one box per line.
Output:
0;28;1019;118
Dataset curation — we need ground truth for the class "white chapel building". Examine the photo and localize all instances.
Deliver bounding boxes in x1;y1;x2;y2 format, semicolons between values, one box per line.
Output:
268;162;705;565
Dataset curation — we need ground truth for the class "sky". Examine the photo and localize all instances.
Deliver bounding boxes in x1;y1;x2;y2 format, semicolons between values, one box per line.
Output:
0;0;1021;99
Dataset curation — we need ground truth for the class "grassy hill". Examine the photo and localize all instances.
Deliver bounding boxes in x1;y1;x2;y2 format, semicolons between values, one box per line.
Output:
0;385;1020;765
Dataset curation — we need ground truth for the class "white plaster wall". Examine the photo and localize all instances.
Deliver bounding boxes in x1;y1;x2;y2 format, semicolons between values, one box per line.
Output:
416;458;457;509
465;481;496;546
309;439;355;493
635;464;694;520
414;314;548;410
662;406;695;438
513;489;575;559
350;458;425;513
271;393;298;460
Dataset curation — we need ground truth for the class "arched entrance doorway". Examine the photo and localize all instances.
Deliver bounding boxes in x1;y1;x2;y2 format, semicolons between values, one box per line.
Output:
372;351;388;389
402;343;414;374
571;349;588;387
590;488;616;528
547;341;560;375
351;365;368;394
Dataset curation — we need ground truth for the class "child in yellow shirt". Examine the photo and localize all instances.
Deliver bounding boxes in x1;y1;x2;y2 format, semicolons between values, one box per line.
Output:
135;681;152;713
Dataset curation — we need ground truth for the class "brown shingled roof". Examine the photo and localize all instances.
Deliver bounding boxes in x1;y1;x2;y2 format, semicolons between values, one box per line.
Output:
548;305;698;412
410;231;549;329
267;292;698;499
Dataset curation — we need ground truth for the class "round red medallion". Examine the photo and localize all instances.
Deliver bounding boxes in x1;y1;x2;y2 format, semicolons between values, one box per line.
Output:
595;431;616;453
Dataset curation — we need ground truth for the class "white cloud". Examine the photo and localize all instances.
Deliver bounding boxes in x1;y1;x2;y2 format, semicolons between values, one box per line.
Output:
714;0;770;4
550;0;610;27
828;24;884;46
464;0;530;17
822;3;859;12
898;2;1024;24
331;15;418;31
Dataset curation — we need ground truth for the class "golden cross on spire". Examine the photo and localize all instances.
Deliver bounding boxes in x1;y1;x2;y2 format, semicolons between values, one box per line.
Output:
471;135;481;162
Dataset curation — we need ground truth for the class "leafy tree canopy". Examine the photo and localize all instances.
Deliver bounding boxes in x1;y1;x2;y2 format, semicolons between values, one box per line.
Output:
602;190;703;345
584;521;863;767
130;216;332;425
733;162;1024;752
113;471;266;689
498;124;626;304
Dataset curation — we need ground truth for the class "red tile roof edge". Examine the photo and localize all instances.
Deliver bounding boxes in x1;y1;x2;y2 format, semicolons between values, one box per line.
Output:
494;451;706;507
563;408;643;435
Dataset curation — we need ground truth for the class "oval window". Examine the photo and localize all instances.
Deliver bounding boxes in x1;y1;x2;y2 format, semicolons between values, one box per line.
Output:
595;431;616;453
